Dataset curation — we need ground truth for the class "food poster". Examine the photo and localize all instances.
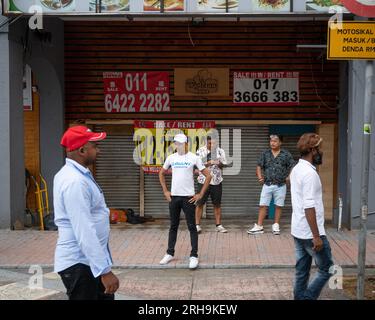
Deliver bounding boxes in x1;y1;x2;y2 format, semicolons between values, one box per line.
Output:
8;0;130;12
9;0;77;12
143;0;185;11
305;0;349;12
196;0;239;12
91;0;130;12
251;0;291;12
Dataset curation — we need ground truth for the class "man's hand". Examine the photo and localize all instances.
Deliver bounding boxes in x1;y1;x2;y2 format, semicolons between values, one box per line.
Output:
101;271;119;295
312;236;323;252
164;191;172;202
257;176;264;184
189;193;202;204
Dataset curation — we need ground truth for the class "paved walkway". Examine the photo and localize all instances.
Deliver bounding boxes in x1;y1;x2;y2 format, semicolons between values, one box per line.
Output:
0;268;354;300
1;220;375;269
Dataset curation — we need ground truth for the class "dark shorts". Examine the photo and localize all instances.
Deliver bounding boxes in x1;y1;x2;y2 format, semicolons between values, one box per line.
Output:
196;183;222;207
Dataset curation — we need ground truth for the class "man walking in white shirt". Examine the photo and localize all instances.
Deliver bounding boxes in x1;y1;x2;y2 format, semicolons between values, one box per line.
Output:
159;133;211;269
195;135;228;233
290;133;334;300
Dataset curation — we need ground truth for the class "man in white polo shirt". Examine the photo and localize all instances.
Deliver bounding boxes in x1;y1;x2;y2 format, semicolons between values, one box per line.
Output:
159;133;212;269
290;133;334;300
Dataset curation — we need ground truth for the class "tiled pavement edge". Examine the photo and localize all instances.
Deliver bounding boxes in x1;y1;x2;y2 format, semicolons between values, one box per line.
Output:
0;221;374;269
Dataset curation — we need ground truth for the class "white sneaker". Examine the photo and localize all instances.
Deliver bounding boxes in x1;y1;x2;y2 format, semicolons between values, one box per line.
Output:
189;257;199;269
159;254;174;265
247;223;264;234
272;223;281;235
196;225;202;233
216;225;228;233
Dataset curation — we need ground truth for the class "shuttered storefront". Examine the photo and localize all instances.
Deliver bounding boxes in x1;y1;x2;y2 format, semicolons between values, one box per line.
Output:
94;127;140;212
65;21;339;122
64;20;339;218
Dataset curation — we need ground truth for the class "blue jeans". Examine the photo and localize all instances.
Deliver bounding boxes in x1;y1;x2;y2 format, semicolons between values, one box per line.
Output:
293;236;334;300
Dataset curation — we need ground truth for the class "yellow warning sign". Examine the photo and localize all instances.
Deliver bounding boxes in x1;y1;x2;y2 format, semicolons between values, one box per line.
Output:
327;21;375;60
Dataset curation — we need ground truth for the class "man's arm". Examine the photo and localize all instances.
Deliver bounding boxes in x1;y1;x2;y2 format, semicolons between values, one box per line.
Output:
305;208;323;252
256;166;264;184
189;168;211;204
302;173;323;252
159;167;172;202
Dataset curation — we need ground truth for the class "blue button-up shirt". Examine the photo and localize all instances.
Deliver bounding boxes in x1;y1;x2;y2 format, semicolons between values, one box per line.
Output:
53;158;113;278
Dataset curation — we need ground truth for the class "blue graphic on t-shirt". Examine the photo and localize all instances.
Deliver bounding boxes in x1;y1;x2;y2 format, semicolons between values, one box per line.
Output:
172;161;192;168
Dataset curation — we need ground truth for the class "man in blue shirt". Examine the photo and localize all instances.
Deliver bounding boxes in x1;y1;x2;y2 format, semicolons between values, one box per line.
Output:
54;125;119;300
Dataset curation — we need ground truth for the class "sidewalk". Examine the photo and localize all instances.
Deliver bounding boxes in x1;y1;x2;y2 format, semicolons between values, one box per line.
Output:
1;219;375;269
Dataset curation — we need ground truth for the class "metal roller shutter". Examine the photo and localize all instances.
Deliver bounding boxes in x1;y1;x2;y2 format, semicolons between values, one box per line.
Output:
281;135;302;210
144;174;171;216
205;128;301;218
205;126;269;218
94;127;140;212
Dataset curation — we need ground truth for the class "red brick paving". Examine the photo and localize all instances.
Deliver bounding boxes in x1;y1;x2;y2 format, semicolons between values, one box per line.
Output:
0;222;374;268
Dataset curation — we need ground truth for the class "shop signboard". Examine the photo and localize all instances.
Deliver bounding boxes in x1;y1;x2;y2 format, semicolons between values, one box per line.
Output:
174;68;229;96
2;0;357;14
327;21;375;60
233;71;299;106
133;120;215;173
103;71;170;113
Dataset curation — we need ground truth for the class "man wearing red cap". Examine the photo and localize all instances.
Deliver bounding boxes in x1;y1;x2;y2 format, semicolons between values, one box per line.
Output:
54;125;119;300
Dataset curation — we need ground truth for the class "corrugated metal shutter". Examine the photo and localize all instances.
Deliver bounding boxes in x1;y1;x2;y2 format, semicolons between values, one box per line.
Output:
205;129;301;218
144;174;171;216
278;135;301;211
205;126;270;217
94;127;140;212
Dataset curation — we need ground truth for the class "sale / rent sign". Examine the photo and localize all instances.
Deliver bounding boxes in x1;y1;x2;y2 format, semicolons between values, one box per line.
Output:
134;120;216;174
233;71;299;106
327;21;375;60
103;71;170;113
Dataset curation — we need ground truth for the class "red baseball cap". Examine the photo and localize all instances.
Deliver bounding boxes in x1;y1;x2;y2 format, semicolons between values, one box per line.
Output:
61;126;107;151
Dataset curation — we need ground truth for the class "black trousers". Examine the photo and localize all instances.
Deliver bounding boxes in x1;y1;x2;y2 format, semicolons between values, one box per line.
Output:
58;263;115;300
167;196;198;258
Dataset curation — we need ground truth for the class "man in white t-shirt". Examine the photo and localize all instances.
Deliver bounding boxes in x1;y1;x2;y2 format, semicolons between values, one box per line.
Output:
159;133;212;269
290;133;334;300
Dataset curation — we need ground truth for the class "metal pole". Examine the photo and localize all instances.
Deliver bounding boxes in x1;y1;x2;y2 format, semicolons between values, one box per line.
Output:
357;60;374;300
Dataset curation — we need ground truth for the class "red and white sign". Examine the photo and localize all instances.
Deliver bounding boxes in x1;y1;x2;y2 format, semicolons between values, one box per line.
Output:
233;71;299;106
133;120;216;129
103;71;170;113
341;0;375;18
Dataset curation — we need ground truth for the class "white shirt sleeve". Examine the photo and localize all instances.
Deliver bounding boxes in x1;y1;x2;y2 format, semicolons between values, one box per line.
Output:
195;155;206;171
301;172;318;210
163;155;171;170
218;148;228;165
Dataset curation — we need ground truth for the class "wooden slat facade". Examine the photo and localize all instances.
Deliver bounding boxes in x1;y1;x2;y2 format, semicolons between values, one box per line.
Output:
65;21;339;121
